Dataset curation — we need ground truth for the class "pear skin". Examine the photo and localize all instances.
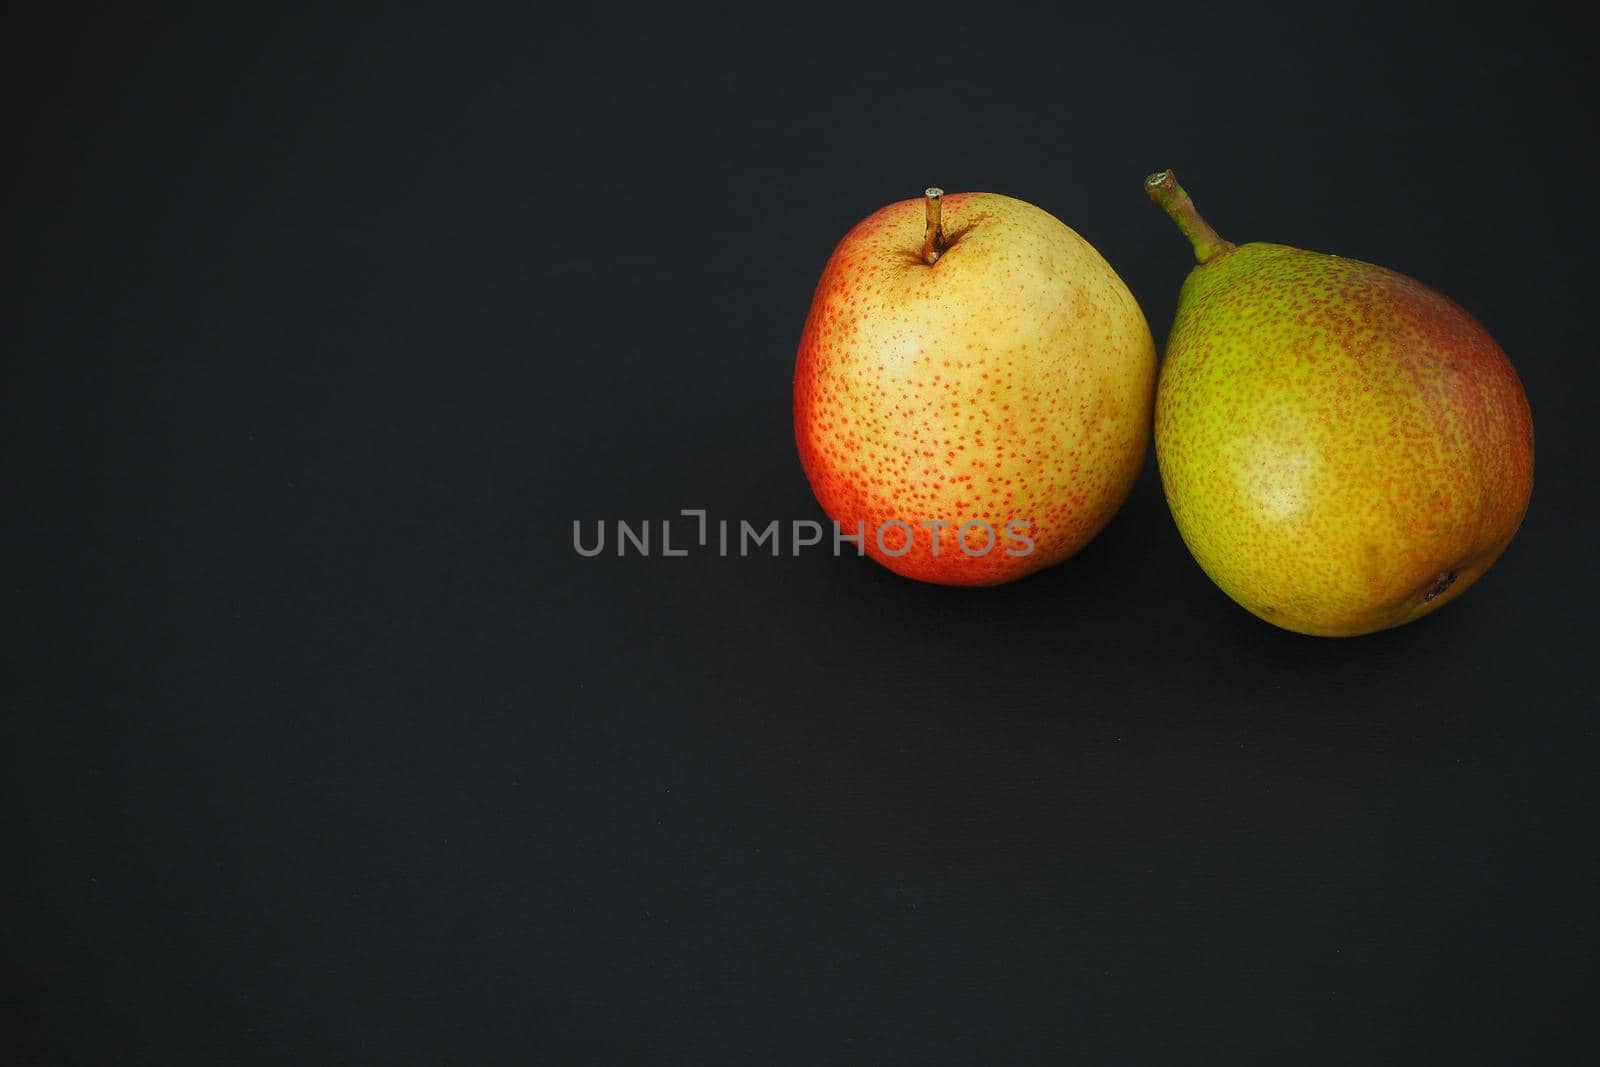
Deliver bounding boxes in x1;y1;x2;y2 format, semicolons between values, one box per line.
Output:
1146;171;1533;636
795;190;1156;585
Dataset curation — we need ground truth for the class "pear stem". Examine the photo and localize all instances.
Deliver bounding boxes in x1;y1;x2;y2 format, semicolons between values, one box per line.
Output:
921;187;945;265
1145;170;1234;264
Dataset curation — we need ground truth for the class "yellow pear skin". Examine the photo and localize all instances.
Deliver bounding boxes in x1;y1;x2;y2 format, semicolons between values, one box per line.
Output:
1145;171;1534;637
795;190;1156;585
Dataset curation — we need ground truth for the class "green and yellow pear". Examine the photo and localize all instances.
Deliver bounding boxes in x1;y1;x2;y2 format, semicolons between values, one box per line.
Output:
1145;170;1533;637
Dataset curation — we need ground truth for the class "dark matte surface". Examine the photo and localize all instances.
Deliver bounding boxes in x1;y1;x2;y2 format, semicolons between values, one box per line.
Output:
11;7;1598;1063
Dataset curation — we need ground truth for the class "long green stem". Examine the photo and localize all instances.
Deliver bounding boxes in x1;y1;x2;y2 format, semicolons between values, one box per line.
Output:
1145;170;1234;264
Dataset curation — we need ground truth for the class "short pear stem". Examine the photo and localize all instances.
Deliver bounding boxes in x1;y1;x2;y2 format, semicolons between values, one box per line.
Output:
1145;170;1234;264
921;187;945;265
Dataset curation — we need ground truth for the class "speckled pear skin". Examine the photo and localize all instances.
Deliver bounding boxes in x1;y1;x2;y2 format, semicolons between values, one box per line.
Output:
794;192;1156;585
1156;242;1534;636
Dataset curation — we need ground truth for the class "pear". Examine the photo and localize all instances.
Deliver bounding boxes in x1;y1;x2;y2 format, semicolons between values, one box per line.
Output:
795;189;1156;585
1145;171;1533;636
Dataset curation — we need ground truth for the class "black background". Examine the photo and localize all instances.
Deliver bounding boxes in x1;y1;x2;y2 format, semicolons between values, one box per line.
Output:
11;6;1599;1063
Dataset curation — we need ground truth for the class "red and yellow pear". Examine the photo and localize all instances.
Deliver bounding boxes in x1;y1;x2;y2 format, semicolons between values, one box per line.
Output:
794;189;1156;585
